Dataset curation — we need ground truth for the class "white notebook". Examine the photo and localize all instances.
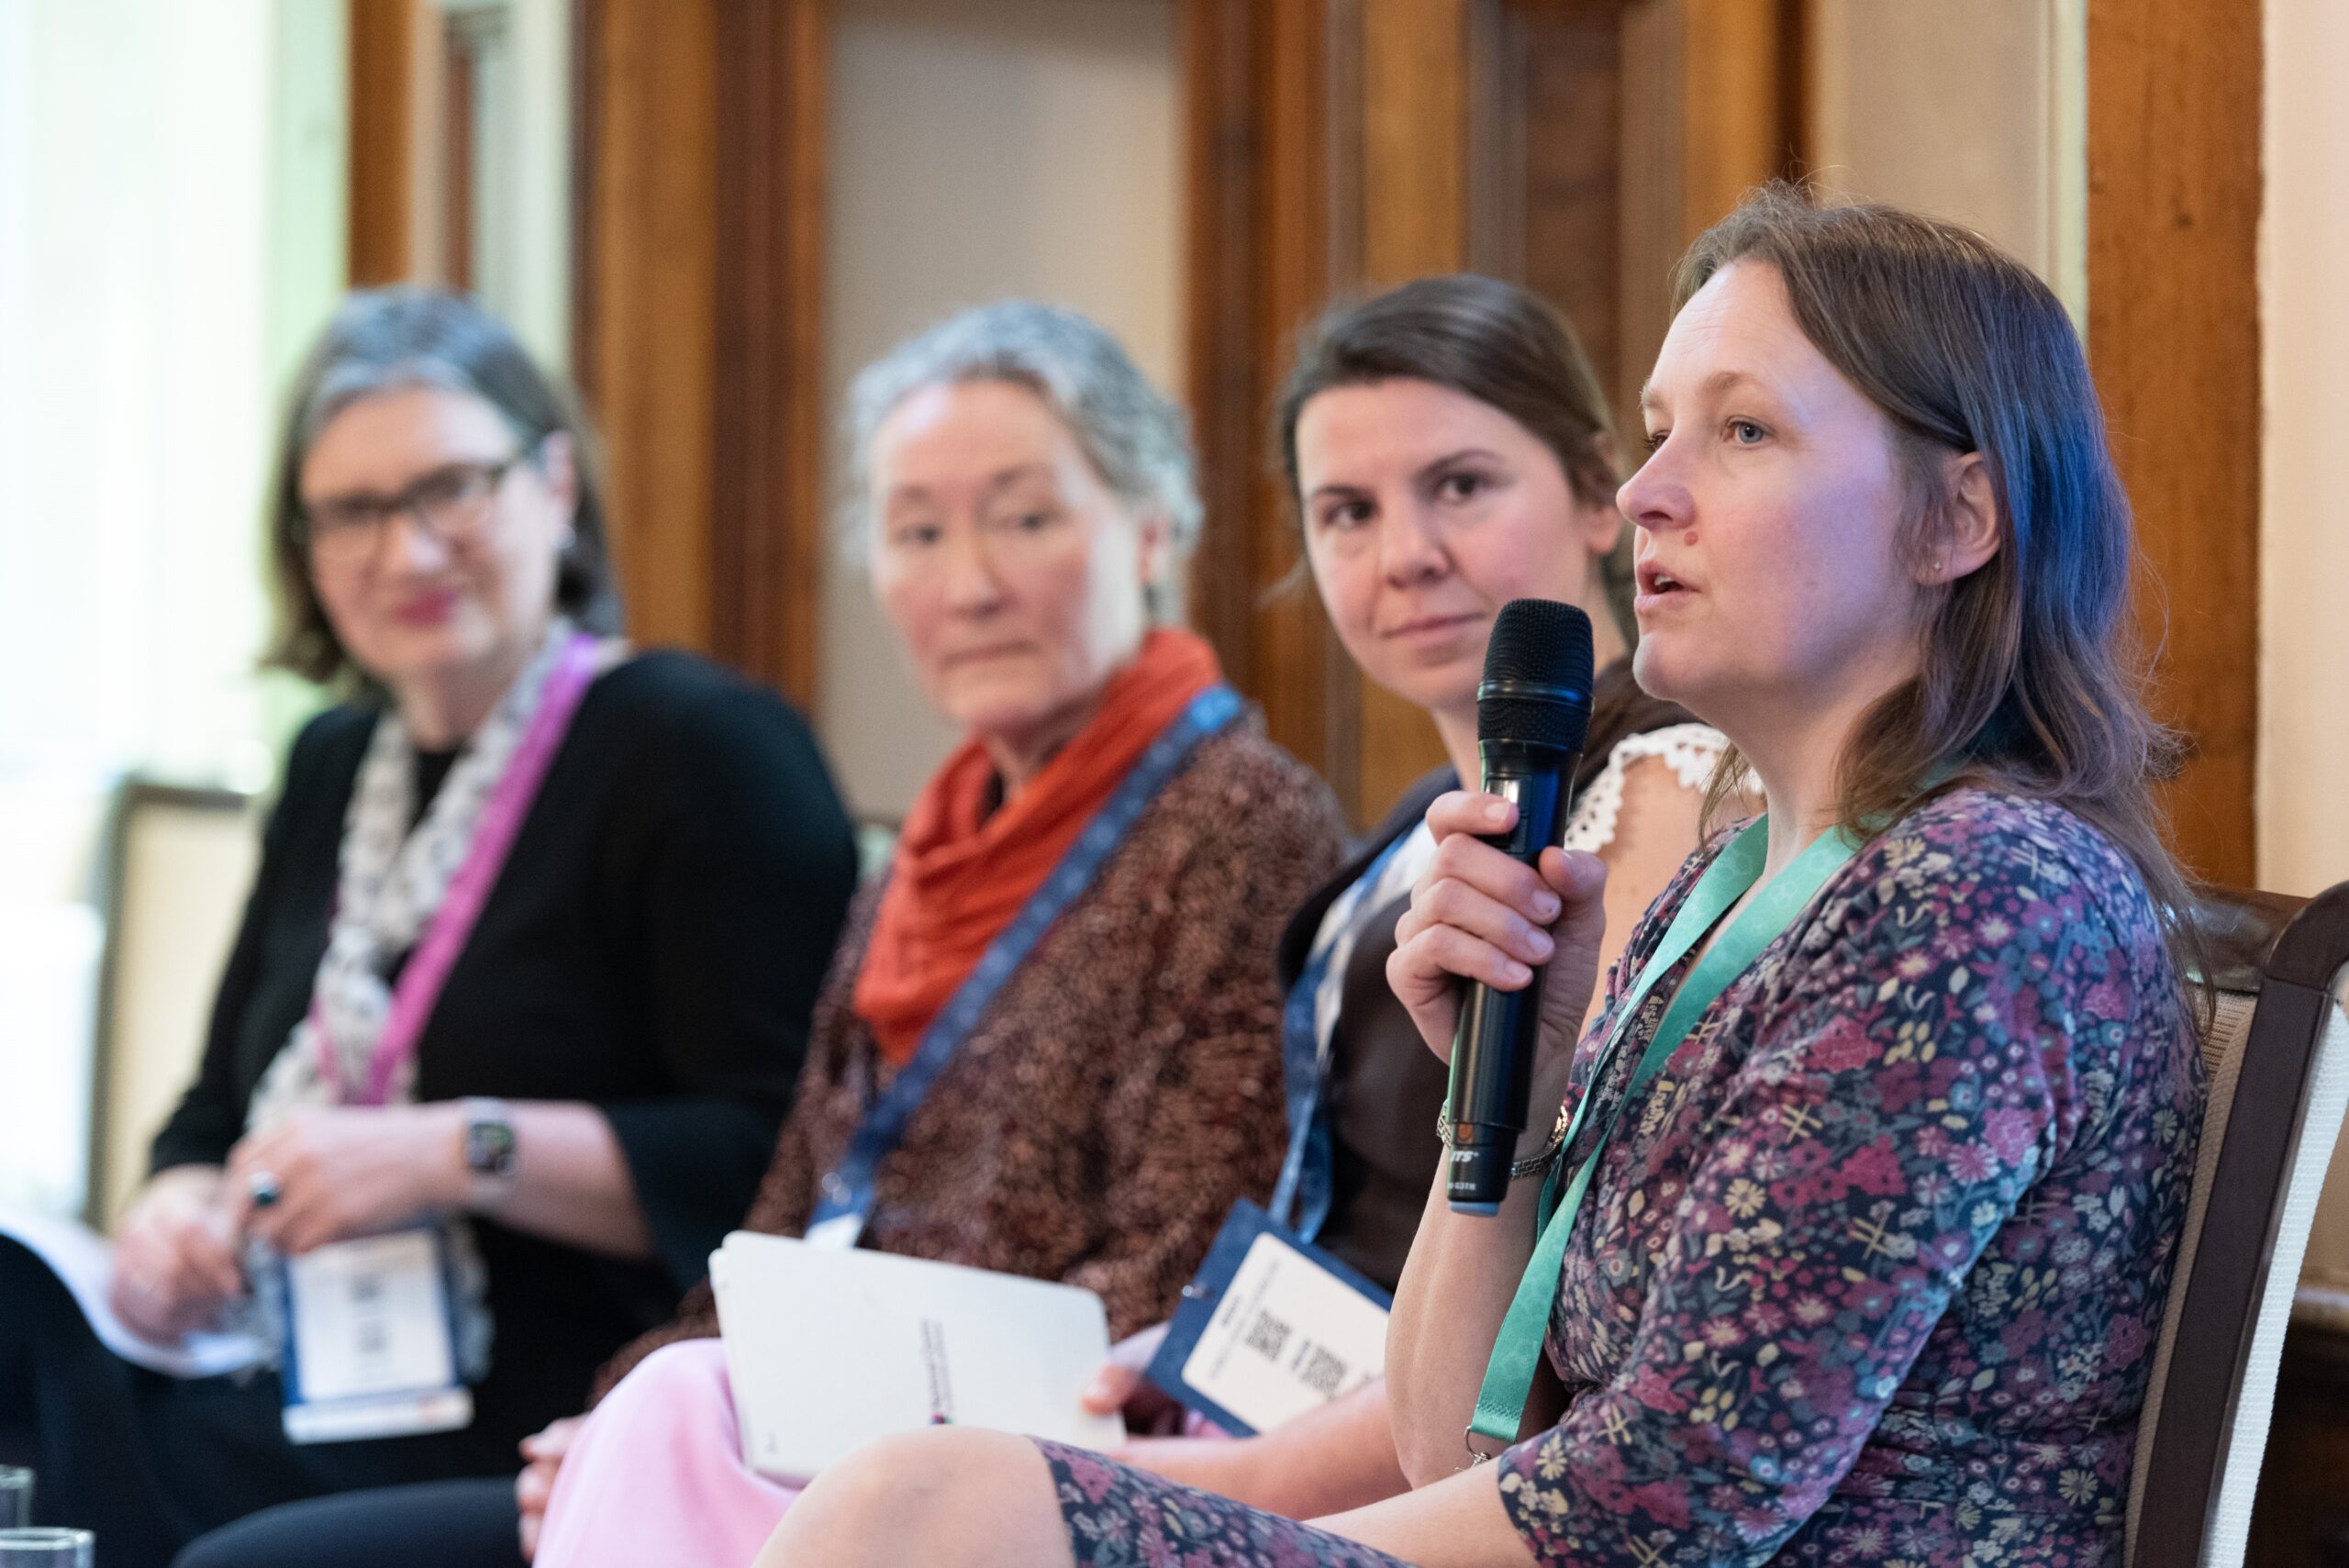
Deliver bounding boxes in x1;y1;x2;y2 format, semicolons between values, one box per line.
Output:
708;1231;1125;1483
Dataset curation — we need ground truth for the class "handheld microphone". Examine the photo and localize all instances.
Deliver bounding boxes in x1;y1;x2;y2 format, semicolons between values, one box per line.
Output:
1443;598;1595;1214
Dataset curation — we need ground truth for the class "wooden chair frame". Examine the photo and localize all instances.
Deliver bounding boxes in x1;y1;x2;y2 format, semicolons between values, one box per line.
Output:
2132;882;2349;1568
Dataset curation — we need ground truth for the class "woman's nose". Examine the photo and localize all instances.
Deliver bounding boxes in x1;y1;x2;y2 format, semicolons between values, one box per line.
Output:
938;530;1007;613
1378;505;1449;585
1616;443;1689;535
377;508;453;573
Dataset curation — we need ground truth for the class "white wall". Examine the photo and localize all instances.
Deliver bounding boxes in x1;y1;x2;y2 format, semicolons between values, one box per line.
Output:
1805;0;2087;320
427;0;573;369
819;0;1183;819
2256;0;2349;899
0;0;340;1213
2261;0;2349;1298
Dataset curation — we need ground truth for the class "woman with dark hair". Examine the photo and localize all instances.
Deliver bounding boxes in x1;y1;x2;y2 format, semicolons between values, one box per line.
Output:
0;288;859;1567
755;186;2207;1568
1077;273;1726;1517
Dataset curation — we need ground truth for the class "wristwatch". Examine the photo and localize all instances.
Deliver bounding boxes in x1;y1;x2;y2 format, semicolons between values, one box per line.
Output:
461;1097;520;1209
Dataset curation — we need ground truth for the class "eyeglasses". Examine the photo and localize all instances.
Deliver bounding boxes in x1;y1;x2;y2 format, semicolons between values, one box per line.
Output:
297;452;530;572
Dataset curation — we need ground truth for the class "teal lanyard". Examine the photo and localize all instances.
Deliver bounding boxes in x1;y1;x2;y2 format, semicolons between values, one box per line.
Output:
1468;815;1862;1448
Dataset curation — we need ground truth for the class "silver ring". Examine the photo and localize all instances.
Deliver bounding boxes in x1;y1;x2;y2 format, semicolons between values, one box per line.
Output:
247;1171;283;1209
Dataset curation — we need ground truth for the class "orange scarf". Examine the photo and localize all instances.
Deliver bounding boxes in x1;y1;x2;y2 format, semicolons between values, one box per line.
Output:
852;628;1227;1064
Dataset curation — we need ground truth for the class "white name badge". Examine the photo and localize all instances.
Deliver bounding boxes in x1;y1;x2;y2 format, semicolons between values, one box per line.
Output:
1145;1202;1390;1437
278;1229;473;1445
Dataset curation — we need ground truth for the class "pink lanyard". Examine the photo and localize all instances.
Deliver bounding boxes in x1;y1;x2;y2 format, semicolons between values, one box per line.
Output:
312;633;603;1106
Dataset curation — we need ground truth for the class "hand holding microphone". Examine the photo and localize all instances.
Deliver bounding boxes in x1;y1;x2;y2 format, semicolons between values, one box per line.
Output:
1386;600;1606;1212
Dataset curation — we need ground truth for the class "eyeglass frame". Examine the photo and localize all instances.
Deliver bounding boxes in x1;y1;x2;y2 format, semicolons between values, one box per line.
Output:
294;445;541;573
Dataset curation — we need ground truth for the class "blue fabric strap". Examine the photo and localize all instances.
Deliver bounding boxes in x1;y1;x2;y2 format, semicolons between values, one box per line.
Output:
1267;830;1416;1240
808;685;1244;1243
1466;817;1861;1449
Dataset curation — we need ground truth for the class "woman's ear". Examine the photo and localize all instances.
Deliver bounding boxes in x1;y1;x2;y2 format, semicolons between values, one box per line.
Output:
1925;450;2000;584
1577;494;1626;559
1132;509;1173;598
536;431;581;541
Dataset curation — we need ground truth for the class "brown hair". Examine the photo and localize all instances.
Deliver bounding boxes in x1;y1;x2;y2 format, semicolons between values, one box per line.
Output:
263;287;623;688
1274;274;1630;625
1673;183;2203;990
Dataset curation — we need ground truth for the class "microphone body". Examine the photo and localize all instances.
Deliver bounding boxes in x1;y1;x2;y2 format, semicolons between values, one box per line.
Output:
1443;600;1595;1213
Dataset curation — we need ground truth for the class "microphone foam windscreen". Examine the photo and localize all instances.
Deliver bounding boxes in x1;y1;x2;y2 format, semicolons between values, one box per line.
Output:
1477;598;1596;753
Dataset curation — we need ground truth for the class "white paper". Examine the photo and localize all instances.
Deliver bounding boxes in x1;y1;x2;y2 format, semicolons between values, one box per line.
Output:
709;1230;1124;1484
0;1204;266;1379
1179;1230;1388;1434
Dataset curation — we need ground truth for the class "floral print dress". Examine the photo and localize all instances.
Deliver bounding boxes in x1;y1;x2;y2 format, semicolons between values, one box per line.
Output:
1038;789;2204;1568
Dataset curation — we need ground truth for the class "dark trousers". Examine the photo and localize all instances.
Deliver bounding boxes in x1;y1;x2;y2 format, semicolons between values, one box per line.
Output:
173;1479;521;1568
0;1239;516;1568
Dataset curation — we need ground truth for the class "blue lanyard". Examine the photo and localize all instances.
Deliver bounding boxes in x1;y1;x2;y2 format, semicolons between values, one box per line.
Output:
807;685;1244;1248
1468;817;1860;1447
1266;830;1416;1240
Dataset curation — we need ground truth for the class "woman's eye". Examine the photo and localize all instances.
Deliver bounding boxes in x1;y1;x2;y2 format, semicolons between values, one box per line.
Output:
1319;499;1374;531
985;507;1054;535
1727;419;1768;446
1436;472;1486;503
1642;429;1669;454
891;522;941;549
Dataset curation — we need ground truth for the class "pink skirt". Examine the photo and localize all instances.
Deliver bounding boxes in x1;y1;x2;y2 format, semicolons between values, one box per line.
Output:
536;1340;802;1568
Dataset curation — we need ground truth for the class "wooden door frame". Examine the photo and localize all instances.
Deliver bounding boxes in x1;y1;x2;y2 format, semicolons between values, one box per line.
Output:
2086;0;2261;885
568;0;827;709
348;0;419;286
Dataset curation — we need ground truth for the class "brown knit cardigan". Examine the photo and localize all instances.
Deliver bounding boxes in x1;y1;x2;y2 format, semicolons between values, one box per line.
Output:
593;716;1347;1398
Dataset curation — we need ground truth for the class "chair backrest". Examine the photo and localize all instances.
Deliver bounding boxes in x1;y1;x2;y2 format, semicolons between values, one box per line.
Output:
2126;882;2349;1568
85;778;259;1226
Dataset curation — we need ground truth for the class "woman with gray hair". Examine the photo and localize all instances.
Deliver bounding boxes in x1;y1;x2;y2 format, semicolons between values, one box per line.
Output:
459;300;1340;1568
0;287;859;1567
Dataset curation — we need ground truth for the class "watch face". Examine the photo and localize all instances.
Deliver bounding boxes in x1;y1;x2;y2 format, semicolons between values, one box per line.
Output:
466;1118;519;1179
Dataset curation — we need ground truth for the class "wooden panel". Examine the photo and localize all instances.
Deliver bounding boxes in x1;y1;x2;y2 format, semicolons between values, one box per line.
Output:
1675;0;1792;235
2086;0;2260;884
348;0;417;285
709;0;826;709
1360;0;1467;285
569;0;600;381
580;0;719;652
440;19;476;293
1611;0;1798;419
1181;0;1351;803
1351;0;1468;818
1516;2;1626;428
1181;0;1265;705
573;0;823;703
2248;1323;2349;1568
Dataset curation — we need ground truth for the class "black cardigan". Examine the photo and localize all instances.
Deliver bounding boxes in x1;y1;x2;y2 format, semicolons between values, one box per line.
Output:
149;649;859;1447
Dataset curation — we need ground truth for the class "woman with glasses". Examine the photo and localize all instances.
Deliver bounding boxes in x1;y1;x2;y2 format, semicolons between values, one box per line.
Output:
0;288;860;1568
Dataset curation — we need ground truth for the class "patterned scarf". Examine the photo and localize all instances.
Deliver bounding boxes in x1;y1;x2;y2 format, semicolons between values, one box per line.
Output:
852;628;1224;1064
244;617;593;1379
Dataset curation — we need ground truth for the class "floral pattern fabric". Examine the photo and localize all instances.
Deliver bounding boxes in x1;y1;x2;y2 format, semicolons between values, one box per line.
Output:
1037;1440;1414;1568
1037;791;2200;1568
1497;789;2201;1568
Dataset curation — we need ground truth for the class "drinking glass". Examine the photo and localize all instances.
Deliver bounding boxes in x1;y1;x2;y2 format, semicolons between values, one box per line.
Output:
0;1472;28;1530
0;1530;92;1567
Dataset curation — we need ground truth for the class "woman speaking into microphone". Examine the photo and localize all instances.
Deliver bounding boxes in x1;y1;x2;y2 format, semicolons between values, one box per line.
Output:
0;289;858;1567
755;186;2208;1568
